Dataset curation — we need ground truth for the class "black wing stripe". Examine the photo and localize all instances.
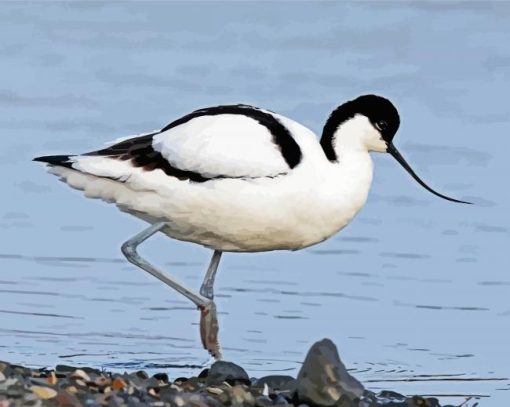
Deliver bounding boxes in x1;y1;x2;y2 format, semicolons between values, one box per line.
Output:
160;104;302;169
84;134;210;182
33;155;75;168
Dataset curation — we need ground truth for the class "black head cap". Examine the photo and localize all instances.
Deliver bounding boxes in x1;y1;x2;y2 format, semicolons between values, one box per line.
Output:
321;95;400;160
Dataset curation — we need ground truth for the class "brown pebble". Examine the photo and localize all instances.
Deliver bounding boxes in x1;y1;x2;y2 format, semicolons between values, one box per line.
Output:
47;371;57;385
148;388;160;398
56;389;82;406
231;385;255;404
170;383;181;391
206;386;224;395
174;396;185;407
32;385;57;400
65;385;78;394
71;369;91;382
112;377;127;391
95;375;111;388
73;378;87;388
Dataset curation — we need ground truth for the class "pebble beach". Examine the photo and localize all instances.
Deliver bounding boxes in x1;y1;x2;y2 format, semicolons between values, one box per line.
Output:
0;339;473;407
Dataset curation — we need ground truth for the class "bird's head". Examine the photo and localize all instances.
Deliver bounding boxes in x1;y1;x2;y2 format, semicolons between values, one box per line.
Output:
321;94;471;204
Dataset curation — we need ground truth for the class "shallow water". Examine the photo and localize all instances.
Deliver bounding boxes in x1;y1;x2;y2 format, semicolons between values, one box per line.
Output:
1;2;509;405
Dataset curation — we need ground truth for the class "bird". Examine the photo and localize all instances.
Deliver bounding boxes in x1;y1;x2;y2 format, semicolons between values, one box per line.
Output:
34;94;470;359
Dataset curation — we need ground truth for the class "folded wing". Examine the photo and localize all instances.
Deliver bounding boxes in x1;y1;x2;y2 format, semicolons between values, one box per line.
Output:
35;105;302;183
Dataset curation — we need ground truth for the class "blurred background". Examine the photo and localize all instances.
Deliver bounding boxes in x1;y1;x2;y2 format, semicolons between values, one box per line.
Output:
0;2;509;405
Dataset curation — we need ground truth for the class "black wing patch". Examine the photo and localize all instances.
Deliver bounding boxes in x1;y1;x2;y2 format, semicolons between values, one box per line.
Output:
33;155;75;168
34;134;210;182
84;133;210;182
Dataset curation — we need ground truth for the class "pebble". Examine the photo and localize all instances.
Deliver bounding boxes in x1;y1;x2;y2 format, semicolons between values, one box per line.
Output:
31;386;57;400
256;375;297;392
112;377;127;391
295;338;365;405
255;395;272;407
152;373;169;383
46;372;57;385
206;386;224;395
273;393;289;405
206;361;250;386
71;369;91;382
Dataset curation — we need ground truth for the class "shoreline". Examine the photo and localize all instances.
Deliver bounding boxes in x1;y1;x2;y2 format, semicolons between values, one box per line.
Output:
0;339;475;407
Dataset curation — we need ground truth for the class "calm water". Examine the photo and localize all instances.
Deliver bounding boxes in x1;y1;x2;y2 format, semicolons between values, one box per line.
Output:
1;2;509;405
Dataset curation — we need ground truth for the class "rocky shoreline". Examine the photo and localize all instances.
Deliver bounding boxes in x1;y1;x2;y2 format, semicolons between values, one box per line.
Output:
0;339;466;406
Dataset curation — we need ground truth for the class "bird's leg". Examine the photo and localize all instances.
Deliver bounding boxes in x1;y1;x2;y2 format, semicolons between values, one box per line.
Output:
200;250;222;300
120;222;222;359
198;250;223;359
121;222;208;307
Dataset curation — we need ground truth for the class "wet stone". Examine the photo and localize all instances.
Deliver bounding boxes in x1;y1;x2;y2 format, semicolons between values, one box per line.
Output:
295;338;365;406
230;385;255;406
134;370;149;380
112;377;127;391
406;396;441;407
158;384;179;402
153;372;169;384
256;375;297;393
254;395;272;407
56;388;83;406
376;390;406;402
0;362;12;377
180;376;202;392
206;386;224;395
273;393;289;405
31;385;58;400
55;364;78;373
198;368;209;379
10;364;31;377
206;361;250;386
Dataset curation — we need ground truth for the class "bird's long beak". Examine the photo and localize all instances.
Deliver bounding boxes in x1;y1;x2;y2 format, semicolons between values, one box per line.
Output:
387;143;472;204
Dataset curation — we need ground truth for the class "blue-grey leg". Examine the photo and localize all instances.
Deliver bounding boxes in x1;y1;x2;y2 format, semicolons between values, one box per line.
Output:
121;222;222;359
200;250;222;300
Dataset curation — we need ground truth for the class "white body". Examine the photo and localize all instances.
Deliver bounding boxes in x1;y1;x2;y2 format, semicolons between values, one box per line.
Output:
49;113;381;252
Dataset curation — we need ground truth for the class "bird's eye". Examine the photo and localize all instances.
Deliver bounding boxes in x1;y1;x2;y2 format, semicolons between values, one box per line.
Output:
375;120;388;131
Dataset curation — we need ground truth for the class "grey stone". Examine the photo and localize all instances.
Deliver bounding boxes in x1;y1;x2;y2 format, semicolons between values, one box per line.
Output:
108;394;125;407
273;393;289;405
295;338;364;406
158;385;179;403
134;371;149;380
152;373;168;383
254;395;272;407
206;361;250;386
377;390;406;401
256;375;296;393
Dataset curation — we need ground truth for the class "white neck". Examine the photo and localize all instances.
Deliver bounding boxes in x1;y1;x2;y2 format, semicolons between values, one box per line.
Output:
327;114;387;158
332;115;373;155
312;117;375;237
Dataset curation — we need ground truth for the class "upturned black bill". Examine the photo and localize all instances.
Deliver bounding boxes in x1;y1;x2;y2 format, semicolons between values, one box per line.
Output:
387;143;472;204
